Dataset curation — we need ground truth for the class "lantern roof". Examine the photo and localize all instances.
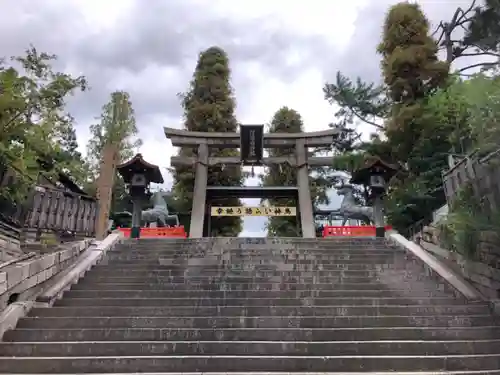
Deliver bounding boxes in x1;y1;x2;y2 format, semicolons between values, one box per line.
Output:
350;156;399;186
116;153;164;184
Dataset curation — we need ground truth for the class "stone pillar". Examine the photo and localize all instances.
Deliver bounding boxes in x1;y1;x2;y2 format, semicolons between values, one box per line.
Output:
295;139;315;238
189;143;209;238
373;195;385;237
131;198;142;239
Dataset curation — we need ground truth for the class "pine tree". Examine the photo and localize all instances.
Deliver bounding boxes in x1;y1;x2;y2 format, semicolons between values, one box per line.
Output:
465;0;500;53
172;46;243;236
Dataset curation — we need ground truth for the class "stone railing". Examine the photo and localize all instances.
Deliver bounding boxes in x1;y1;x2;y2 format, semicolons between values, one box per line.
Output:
0;239;92;312
417;225;500;301
0;232;124;339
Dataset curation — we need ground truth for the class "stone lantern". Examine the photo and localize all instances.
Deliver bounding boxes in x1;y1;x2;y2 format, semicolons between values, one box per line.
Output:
116;154;164;239
350;157;399;237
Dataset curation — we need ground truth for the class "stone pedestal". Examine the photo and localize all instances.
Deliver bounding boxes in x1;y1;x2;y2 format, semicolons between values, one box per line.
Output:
131;199;142;239
373;195;385;237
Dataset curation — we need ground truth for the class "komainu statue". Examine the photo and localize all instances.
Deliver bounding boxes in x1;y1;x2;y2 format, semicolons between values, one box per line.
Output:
337;184;373;226
141;191;179;227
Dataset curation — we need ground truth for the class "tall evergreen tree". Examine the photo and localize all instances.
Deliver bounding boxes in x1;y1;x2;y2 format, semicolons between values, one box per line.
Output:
378;2;449;159
86;91;142;177
86;91;142;215
172;46;243;236
377;2;450;231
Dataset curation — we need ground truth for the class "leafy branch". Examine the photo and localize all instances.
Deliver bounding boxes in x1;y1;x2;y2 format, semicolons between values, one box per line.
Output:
323;72;389;130
433;0;500;73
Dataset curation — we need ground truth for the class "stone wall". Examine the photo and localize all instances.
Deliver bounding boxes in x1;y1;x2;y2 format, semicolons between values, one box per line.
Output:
0;239;92;312
418;225;500;300
0;233;22;262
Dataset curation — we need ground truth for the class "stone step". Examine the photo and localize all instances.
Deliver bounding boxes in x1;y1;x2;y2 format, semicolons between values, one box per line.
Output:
67;283;454;294
88;266;411;275
109;246;398;256
7;326;500;342
3;339;500;357
115;248;397;253
80;271;408;279
106;254;400;262
17;315;497;329
111;250;397;257
108;248;399;256
61;289;463;300
53;295;463;308
71;280;438;290
30;304;489;317
74;277;459;289
103;259;402;267
2;353;500;372
79;277;455;294
112;246;396;253
87;266;413;283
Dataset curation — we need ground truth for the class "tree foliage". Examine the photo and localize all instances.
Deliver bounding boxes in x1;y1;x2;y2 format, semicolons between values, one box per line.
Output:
433;0;500;73
325;2;458;233
378;3;449;156
426;72;500;257
171;46;243;236
324;1;500;136
86;91;142;178
465;0;500;53
0;47;88;203
377;3;450;230
323;73;389;130
85;91;142;215
461;74;500;152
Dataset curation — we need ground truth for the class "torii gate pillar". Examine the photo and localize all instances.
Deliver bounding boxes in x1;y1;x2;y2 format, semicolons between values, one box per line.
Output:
190;144;208;238
295;138;315;238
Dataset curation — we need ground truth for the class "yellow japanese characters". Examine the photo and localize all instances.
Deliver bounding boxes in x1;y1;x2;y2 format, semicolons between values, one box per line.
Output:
210;206;297;216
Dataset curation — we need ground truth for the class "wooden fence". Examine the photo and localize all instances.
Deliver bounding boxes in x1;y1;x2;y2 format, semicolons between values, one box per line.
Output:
442;148;500;214
0;160;98;237
25;187;98;236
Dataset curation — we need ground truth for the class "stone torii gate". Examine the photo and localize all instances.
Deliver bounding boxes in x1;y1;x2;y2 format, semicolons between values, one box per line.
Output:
164;126;340;238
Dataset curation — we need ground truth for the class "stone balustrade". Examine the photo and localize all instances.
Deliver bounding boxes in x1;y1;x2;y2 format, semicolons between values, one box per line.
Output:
0;239;92;312
418;225;500;302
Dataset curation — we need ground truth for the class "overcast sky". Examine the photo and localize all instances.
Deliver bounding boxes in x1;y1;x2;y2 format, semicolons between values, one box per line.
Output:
1;0;476;236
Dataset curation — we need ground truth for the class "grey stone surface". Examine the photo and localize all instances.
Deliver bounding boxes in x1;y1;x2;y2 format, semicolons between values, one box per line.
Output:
0;239;92;312
0;233;21;262
420;238;500;300
1;237;500;373
420;224;500;300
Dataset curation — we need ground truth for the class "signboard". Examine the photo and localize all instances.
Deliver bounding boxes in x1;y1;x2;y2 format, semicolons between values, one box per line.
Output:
240;125;264;165
211;206;296;216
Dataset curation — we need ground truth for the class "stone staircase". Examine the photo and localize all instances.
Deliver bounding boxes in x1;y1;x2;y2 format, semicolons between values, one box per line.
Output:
1;237;500;373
